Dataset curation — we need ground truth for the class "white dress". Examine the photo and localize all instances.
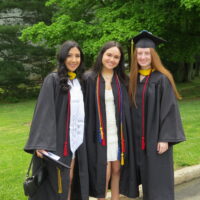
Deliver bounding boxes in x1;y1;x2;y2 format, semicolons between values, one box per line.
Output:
105;89;118;161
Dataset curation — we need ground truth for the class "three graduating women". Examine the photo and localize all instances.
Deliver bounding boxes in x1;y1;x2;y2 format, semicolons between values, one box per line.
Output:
24;32;185;200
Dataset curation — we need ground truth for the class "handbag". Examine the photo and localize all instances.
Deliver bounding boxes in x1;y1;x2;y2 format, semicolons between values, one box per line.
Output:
23;156;48;197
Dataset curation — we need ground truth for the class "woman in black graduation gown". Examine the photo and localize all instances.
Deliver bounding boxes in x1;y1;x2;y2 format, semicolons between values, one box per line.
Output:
129;30;186;200
24;41;89;200
83;41;139;200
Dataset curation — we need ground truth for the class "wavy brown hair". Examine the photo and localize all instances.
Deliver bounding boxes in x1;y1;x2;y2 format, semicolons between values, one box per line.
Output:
129;48;181;105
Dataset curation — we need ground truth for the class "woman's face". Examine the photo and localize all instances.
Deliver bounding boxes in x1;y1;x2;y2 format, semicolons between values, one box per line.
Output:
136;48;152;69
64;47;81;72
102;47;121;71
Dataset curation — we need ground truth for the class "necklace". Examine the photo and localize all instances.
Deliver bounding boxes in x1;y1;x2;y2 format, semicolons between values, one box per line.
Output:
102;73;113;82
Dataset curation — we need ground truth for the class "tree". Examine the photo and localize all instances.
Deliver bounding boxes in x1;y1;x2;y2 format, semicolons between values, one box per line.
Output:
181;0;200;9
0;0;55;100
20;0;200;81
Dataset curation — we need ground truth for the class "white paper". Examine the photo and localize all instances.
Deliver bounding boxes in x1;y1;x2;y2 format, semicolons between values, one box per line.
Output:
43;151;60;161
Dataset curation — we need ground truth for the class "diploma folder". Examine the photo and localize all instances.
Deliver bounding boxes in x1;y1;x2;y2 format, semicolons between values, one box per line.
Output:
41;151;70;169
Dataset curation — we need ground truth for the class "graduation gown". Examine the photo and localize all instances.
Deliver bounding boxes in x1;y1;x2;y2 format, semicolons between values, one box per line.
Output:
131;71;185;200
24;72;89;200
82;71;139;198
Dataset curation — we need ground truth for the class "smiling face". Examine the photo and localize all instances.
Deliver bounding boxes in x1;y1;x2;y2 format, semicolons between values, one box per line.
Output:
64;47;81;72
136;48;152;69
102;46;121;71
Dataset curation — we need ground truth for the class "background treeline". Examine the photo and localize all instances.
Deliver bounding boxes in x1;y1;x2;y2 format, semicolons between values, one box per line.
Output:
0;0;200;101
0;0;55;101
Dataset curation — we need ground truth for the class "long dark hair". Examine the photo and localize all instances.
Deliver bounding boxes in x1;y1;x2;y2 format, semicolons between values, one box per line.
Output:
57;40;84;92
92;41;128;86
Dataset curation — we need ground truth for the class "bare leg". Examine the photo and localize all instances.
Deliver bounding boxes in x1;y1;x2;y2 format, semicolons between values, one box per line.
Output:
111;160;120;200
67;158;75;200
98;162;111;200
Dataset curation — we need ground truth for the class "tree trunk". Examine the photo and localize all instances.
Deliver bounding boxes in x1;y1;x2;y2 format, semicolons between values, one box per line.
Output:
184;62;194;82
194;63;200;77
174;62;185;82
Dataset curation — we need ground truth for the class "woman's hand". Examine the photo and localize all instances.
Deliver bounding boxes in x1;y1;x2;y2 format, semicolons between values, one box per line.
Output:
157;142;168;154
36;149;47;158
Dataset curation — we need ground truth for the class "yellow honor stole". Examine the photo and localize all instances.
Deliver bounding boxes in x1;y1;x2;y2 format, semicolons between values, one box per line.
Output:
138;68;155;76
67;71;76;80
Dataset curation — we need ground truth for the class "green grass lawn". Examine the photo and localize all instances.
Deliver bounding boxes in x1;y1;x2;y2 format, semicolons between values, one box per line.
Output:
0;78;200;200
178;76;200;99
174;99;200;169
0;101;35;200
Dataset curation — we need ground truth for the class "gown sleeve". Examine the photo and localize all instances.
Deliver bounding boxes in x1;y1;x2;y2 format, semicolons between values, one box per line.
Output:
158;75;185;145
24;73;57;153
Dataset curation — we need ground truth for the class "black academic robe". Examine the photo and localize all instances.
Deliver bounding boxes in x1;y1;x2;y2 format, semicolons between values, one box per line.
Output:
24;72;89;200
82;71;139;198
131;71;185;200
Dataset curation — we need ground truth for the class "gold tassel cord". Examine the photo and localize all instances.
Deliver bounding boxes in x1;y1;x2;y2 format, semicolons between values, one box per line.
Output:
121;153;124;166
131;39;134;57
131;39;134;66
57;168;63;194
100;127;103;139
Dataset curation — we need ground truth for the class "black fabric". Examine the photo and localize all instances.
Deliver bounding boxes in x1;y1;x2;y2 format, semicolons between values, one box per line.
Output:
133;30;166;48
24;72;89;200
131;71;185;200
23;157;47;198
82;71;139;198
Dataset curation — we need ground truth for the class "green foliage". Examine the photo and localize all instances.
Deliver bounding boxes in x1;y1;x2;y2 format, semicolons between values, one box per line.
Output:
0;61;27;87
181;0;200;9
0;0;55;98
20;0;200;67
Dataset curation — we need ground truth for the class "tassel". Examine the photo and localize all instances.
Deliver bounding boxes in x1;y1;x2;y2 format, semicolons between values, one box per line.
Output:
131;39;134;56
102;138;106;146
100;127;106;145
63;142;68;156
57;168;62;194
100;127;103;139
97;131;101;143
131;39;134;67
141;136;145;150
121;153;124;166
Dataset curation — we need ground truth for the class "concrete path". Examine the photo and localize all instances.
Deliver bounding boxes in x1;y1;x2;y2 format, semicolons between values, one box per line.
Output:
175;177;200;200
89;164;200;200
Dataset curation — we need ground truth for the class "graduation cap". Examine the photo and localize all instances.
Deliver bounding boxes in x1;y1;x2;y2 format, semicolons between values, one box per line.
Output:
132;30;166;48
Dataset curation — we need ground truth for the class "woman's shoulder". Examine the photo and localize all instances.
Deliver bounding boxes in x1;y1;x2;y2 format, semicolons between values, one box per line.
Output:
42;72;59;87
151;71;173;90
151;71;169;83
82;70;97;81
45;72;59;81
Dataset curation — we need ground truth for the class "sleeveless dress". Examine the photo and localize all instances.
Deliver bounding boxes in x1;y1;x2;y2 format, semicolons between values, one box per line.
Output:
105;89;118;161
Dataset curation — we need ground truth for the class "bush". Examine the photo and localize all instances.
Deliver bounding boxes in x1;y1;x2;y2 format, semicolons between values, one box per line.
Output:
0;83;40;103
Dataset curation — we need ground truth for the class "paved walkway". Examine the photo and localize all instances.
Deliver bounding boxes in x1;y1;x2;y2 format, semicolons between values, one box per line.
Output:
89;164;200;200
175;177;200;200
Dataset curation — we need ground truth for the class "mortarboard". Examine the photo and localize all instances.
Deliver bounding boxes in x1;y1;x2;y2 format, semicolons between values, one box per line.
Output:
132;30;166;48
